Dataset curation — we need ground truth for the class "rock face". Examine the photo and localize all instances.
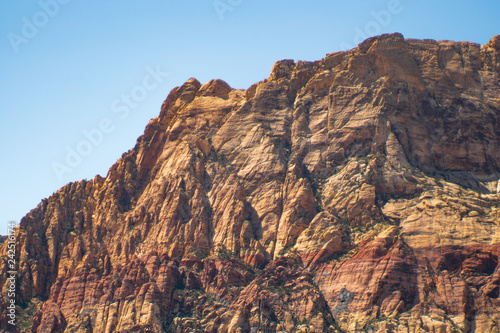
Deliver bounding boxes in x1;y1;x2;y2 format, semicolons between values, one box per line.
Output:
1;33;500;332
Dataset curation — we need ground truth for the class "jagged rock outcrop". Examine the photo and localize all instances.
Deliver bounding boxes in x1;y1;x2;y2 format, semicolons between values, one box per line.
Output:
2;33;500;332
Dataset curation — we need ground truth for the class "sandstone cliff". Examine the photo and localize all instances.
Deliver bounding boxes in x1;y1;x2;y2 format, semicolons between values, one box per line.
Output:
1;33;500;332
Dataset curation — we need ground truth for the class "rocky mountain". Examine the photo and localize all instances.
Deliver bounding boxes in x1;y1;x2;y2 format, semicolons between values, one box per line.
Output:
1;33;500;332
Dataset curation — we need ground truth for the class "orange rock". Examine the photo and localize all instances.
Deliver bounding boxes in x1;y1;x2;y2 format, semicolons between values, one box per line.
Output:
1;34;500;332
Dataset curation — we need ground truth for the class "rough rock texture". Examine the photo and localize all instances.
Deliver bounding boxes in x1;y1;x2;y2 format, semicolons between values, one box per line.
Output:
2;33;500;332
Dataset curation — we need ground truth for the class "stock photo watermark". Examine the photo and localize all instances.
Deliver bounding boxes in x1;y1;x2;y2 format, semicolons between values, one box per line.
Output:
5;221;18;326
213;0;243;21
7;0;73;53
339;0;410;50
51;65;169;181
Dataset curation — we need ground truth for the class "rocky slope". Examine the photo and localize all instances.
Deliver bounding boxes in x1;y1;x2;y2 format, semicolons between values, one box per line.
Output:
2;33;500;332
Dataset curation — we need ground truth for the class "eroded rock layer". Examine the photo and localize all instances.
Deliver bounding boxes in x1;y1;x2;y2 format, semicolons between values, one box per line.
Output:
2;33;500;332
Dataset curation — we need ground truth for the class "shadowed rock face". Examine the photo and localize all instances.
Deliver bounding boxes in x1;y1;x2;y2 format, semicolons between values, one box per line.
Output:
2;33;500;332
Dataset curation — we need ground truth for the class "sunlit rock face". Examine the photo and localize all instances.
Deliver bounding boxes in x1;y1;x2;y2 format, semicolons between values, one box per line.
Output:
1;33;500;332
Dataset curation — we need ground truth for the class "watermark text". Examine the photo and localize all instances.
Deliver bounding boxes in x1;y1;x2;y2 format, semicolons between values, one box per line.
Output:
5;221;18;326
339;0;409;50
213;0;243;21
51;65;168;181
7;0;73;53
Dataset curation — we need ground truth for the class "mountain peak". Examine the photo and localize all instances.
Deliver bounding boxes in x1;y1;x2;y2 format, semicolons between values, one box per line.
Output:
199;79;233;98
2;35;500;332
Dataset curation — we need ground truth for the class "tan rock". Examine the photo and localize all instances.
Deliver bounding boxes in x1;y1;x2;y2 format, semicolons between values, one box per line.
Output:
1;34;500;332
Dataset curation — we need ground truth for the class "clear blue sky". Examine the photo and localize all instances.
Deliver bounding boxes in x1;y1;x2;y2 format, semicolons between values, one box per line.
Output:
1;0;499;234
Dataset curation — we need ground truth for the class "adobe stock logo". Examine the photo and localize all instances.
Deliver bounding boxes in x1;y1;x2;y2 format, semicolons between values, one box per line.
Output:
339;0;408;50
51;65;169;182
7;0;72;53
213;0;243;21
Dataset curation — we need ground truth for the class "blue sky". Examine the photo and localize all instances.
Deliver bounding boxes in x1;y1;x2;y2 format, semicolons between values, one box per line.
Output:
1;0;499;234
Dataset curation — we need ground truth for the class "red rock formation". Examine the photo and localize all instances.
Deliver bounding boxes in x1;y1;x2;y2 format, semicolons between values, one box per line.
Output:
1;33;500;332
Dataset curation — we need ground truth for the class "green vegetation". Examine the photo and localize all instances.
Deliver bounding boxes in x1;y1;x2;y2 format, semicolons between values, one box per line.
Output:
215;245;234;260
17;298;43;332
325;248;357;264
211;151;229;167
193;248;208;260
